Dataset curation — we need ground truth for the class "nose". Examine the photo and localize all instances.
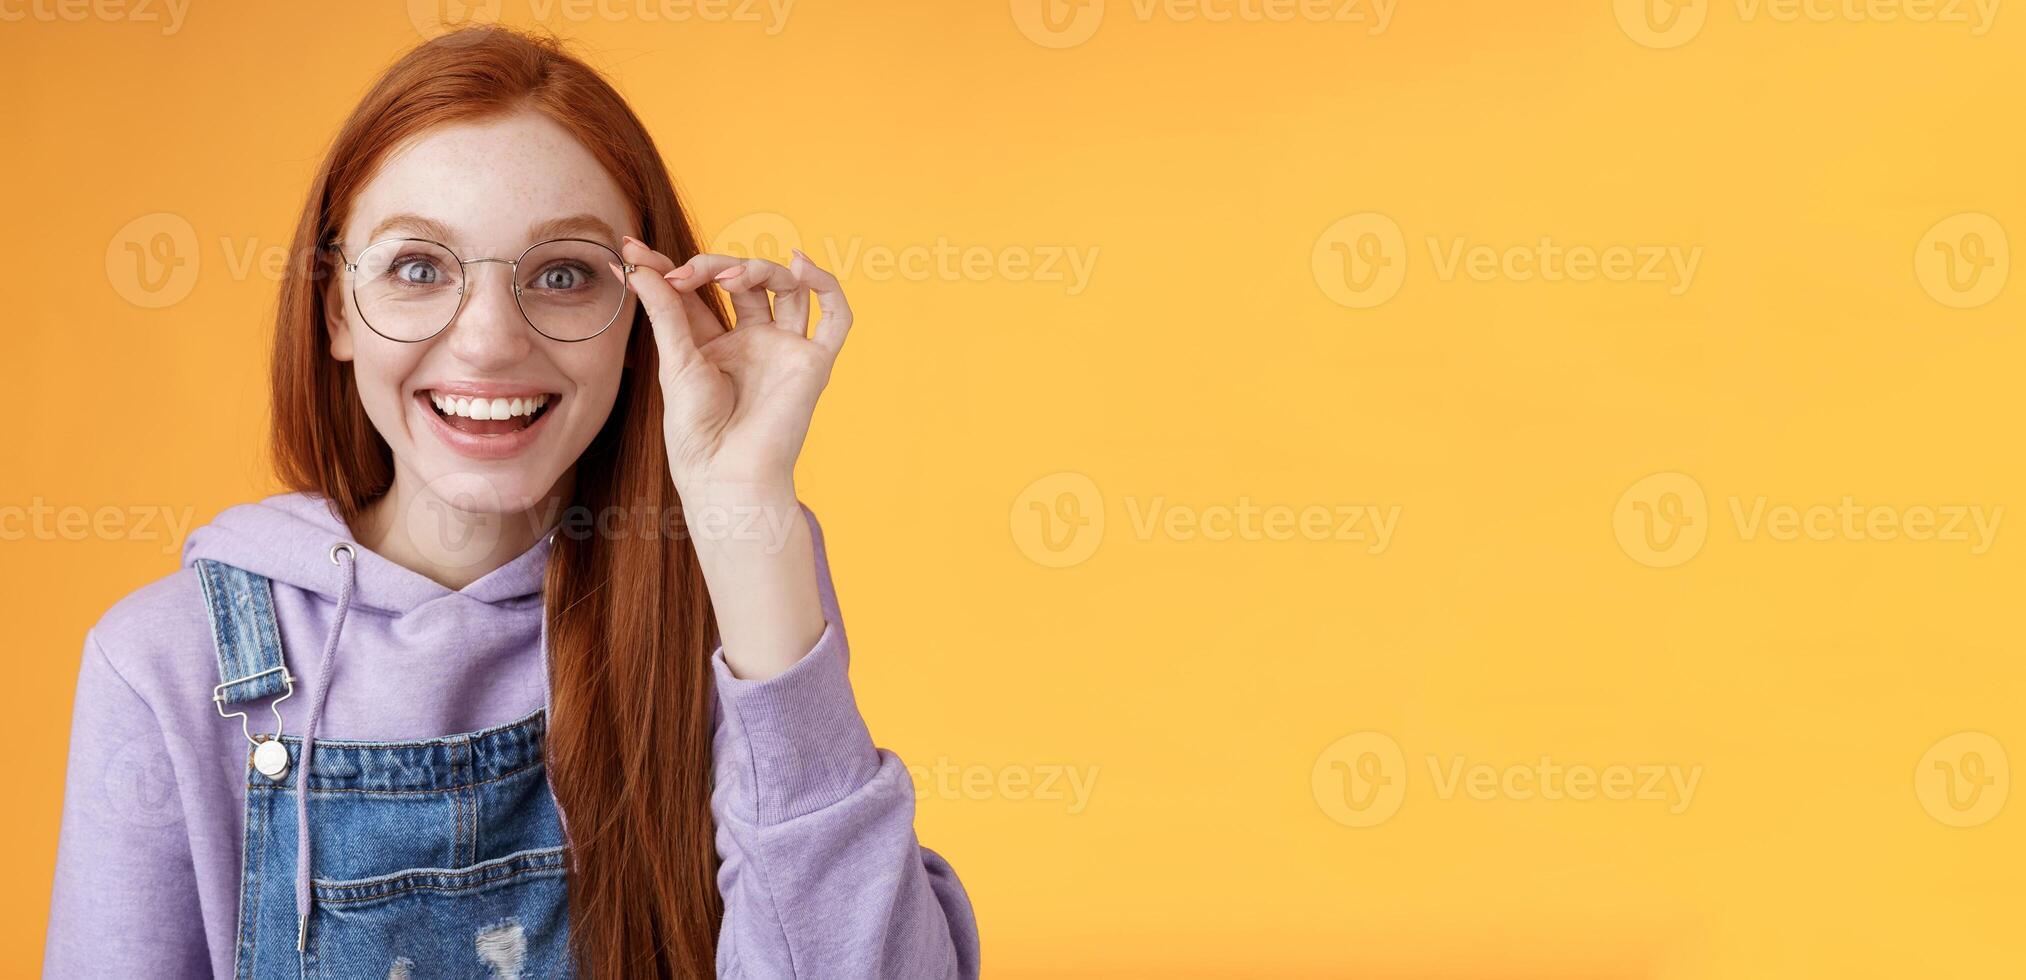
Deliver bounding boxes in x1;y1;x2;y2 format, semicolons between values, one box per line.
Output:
443;259;531;369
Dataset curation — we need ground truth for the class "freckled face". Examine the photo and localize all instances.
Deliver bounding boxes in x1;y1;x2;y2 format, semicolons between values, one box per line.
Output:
325;108;639;513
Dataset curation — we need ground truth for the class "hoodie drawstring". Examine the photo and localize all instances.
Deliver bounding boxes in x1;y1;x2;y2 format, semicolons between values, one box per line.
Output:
294;541;357;952
535;555;575;866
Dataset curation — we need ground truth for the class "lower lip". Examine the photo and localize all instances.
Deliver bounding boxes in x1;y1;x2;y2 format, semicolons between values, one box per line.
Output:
416;392;559;460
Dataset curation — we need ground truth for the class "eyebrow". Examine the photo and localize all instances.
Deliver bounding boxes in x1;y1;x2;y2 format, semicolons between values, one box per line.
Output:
362;212;623;251
529;214;621;246
365;213;454;244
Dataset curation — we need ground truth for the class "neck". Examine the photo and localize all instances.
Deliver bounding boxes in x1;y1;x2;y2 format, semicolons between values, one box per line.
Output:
354;467;574;590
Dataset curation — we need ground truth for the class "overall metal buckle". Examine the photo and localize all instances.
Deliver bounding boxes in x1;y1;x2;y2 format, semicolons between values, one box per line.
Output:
214;665;294;781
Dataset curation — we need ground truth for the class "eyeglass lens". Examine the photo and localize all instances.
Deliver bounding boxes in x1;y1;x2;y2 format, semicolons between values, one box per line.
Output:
351;239;628;342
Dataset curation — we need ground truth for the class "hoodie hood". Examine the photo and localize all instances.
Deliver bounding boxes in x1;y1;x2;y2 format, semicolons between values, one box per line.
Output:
178;490;563;949
173;491;556;746
182;491;552;614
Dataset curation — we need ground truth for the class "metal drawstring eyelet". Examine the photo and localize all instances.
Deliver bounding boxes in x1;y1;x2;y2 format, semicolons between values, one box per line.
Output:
329;542;356;565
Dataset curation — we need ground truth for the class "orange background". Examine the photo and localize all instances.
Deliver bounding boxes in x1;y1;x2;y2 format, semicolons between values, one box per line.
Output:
5;1;2023;976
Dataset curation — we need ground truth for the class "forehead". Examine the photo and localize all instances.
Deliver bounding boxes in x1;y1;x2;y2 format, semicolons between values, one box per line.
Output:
344;108;635;251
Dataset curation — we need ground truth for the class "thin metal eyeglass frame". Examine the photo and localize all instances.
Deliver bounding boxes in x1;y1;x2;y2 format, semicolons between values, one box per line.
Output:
324;236;638;344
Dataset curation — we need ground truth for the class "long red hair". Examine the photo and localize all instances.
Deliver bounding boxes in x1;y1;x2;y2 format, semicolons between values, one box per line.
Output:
269;25;725;976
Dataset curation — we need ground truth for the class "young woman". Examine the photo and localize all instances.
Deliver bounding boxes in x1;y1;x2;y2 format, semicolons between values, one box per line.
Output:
43;26;979;979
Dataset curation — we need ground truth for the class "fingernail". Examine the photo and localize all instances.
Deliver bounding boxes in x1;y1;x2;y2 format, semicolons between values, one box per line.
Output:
791;248;811;266
607;262;628;280
713;266;744;281
666;266;694;281
621;235;644;248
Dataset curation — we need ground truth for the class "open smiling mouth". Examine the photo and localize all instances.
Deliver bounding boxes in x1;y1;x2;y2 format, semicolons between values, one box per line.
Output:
418;390;558;436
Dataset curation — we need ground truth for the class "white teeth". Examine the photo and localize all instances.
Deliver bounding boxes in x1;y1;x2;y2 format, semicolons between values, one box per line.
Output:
429;392;550;419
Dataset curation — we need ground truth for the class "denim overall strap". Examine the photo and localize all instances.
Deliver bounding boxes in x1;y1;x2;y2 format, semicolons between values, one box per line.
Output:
194;558;291;704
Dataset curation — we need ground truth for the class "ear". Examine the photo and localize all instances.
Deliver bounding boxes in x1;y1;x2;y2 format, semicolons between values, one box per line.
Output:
323;253;354;362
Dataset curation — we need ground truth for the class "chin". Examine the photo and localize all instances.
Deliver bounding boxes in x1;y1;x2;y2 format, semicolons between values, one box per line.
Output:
411;463;561;518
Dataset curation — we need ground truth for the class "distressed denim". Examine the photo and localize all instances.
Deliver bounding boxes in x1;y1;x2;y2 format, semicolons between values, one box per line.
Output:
203;558;571;979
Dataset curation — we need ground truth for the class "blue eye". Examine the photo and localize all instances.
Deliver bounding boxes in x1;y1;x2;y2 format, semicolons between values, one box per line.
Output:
532;262;591;291
391;256;447;285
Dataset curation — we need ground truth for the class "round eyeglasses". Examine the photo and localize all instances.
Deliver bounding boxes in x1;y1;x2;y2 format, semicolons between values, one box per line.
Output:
326;237;638;343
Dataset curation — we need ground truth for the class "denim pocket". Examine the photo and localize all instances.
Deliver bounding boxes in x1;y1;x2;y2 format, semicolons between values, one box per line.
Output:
309;846;573;979
231;711;574;979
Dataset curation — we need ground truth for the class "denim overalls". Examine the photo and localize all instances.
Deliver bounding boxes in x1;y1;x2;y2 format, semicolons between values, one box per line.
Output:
198;548;576;978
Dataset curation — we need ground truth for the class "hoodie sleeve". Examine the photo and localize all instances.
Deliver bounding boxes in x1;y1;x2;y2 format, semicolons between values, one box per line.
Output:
707;508;981;980
44;631;211;978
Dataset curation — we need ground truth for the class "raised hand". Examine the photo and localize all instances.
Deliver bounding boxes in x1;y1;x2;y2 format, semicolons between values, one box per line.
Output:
613;236;850;678
616;237;853;497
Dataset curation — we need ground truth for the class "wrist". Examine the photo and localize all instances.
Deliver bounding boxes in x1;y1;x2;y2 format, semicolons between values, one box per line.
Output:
677;480;802;557
684;498;825;681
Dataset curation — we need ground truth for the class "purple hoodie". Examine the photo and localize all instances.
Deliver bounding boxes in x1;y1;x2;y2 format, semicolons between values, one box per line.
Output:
43;491;980;978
